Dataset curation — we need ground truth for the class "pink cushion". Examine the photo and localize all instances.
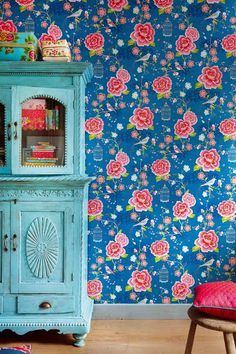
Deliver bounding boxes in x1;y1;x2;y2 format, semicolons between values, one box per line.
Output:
193;281;236;320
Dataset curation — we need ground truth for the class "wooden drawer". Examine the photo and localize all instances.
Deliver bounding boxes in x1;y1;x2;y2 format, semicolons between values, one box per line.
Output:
17;295;75;314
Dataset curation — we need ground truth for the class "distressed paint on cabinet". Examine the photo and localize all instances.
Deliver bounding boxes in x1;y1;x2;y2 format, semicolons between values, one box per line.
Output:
0;62;93;347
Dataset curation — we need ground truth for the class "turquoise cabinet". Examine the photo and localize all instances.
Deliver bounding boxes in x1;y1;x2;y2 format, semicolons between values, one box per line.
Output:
0;62;93;347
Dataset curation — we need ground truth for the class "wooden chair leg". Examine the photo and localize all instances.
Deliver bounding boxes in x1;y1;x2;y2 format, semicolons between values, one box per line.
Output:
234;332;236;345
184;321;197;354
223;333;236;354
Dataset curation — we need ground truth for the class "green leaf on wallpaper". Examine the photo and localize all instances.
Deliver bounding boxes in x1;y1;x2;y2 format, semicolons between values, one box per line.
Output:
126;205;134;211
89;134;96;140
157;93;164;100
123;90;130;95
222;216;229;223
173;217;178;221
158;8;165;14
193;164;201;171
127;123;135;130
147;287;152;292
128;39;135;46
107;8;114;13
220;0;225;3
150;42;156;47
195;82;203;89
215;167;221;172
190;132;197;137
88;215;95;222
176;52;182;57
89;50;96;57
218;84;223;90
148;207;153;212
122;172;129;177
106;176;112;180
223;136;230;142
189;214;195;218
124;5;131;10
155;256;161;263
187;293;194;299
214;248;219;253
226;52;233;58
125;285;132;291
172;297;178;302
155;176;162;182
107;93;113;98
174;135;180;140
192;245;200;252
149;125;154;131
197;0;204;2
121;254;128;258
192;48;199;54
106;257;112;261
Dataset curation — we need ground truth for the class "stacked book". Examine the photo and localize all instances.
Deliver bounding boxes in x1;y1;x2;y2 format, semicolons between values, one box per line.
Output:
24;142;58;166
0;147;5;166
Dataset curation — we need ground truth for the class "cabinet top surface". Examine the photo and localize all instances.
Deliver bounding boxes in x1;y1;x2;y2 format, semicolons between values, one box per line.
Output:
0;61;93;82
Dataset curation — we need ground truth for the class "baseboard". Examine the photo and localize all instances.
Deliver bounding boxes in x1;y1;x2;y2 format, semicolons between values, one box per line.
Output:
93;304;190;320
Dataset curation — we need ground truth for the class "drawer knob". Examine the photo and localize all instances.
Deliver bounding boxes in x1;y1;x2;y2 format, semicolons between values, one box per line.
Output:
39;302;51;309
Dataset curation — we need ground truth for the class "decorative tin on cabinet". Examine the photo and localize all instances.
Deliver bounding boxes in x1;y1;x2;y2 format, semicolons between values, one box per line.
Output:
0;62;93;347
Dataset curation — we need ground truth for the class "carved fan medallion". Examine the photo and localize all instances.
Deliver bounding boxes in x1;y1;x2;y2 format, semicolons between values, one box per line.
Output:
26;217;59;278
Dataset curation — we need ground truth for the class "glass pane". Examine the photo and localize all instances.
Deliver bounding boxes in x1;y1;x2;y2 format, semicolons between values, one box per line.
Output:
0;103;6;167
21;97;65;168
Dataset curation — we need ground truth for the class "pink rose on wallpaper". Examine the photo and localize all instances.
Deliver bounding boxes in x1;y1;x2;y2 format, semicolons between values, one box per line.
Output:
84;33;104;51
106;160;126;178
195;230;219;252
115;233;129;246
153;0;173;8
88;199;103;216
217;200;236;217
198;66;222;89
15;0;34;6
185;27;200;42
173;201;193;220
128;270;152;292
152;76;172;94
129;189;153;212
87;280;103;297
48;24;62;41
151;159;170;176
222;34;236;53
116;68;131;83
116;152;130;166
219;119;236;137
172;281;191;300
182;193;196;207
108;0;128;11
130;107;154;130
174;120;194;138
196;149;220;171
0;20;17;32
183;111;198;125
85;117;104;135
130;23;155;46
176;35;196;55
181;273;195;287
206;0;220;3
107;77;127;96
150;240;169;257
106;241;126;259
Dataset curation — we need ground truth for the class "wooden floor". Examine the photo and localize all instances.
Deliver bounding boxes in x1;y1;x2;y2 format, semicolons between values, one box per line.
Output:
0;320;226;354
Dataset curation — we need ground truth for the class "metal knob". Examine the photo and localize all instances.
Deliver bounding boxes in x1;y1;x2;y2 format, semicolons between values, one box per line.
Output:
39;302;51;309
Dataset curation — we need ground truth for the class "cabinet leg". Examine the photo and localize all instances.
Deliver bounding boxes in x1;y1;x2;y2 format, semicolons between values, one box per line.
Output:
73;333;87;347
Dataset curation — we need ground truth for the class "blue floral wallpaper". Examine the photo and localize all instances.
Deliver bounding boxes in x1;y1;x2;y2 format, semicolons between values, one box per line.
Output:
1;0;235;304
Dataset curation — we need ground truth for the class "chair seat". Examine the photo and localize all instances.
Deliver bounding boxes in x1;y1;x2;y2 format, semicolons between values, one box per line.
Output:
188;306;236;333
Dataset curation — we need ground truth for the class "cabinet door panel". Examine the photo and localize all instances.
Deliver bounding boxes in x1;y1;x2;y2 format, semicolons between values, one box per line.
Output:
11;202;74;294
0;202;10;292
11;86;74;175
0;89;12;174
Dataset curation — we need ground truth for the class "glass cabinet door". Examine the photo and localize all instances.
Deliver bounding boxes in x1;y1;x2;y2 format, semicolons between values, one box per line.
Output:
12;86;74;175
0;90;11;174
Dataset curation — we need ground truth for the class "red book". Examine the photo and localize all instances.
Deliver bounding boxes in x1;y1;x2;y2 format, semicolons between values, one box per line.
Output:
22;109;46;130
32;151;54;158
